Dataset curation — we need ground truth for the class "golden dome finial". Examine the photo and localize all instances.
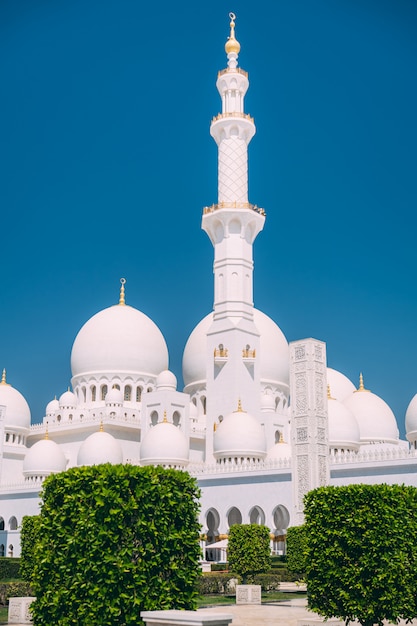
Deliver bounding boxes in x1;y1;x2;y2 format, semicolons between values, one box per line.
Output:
355;372;370;393
45;422;49;440
225;12;240;55
163;410;167;423
278;431;285;444
99;419;104;432
327;384;335;400
236;398;246;412
119;278;126;305
1;369;7;385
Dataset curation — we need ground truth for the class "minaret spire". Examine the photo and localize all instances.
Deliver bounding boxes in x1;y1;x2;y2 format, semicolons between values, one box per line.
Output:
202;13;265;322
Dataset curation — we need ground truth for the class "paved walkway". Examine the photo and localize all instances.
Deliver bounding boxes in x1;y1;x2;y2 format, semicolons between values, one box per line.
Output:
198;598;316;626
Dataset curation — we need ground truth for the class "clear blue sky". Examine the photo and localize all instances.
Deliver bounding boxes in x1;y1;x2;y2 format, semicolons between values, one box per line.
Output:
1;0;416;438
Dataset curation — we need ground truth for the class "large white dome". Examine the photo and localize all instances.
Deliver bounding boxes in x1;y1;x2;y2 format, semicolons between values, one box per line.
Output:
213;405;266;460
328;396;360;451
344;382;399;445
405;393;417;444
77;430;123;466
0;374;31;430
140;421;189;467
183;309;289;388
71;304;169;378
327;368;356;402
23;439;67;477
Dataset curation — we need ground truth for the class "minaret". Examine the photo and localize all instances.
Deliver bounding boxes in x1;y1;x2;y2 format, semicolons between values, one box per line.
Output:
203;14;265;461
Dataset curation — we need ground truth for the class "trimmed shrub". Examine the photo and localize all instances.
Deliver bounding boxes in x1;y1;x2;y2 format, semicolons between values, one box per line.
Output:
31;464;201;626
304;484;417;626
20;516;40;582
199;573;240;595
286;525;307;576
210;562;229;571
0;581;32;606
228;524;271;584
0;558;20;581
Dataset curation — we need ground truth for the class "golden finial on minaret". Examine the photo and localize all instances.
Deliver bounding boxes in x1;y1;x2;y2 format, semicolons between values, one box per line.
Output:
1;369;7;385
225;12;240;55
235;398;246;412
119;278;126;305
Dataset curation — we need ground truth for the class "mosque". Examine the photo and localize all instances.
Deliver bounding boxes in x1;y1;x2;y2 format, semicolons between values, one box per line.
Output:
1;14;416;558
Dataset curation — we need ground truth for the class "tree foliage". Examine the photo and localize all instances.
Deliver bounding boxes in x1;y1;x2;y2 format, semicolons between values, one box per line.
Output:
228;524;270;584
30;464;201;626
286;525;307;577
20;515;40;583
304;484;417;626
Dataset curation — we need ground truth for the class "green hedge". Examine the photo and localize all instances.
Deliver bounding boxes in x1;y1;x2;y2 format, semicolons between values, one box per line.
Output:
210;563;229;571
286;525;307;576
0;581;32;606
31;464;201;626
0;558;20;581
199;573;240;595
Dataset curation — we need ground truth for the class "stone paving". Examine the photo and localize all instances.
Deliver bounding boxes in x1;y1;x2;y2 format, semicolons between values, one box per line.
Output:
197;598;316;626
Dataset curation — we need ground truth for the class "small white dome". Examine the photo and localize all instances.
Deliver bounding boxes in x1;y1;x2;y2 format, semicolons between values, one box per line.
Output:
267;439;292;461
23;439;67;477
0;376;31;430
344;380;399;445
77;430;123;466
105;387;123;405
71;304;168;379
405;393;417;444
45;398;60;415
327;368;356;402
328;396;360;451
140;421;189;467
156;370;177;391
183;309;289;388
213;405;266;460
261;393;275;412
59;390;77;408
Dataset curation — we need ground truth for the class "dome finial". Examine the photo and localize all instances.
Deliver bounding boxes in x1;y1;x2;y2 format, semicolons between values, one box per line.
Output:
163;410;167;423
236;398;246;412
327;384;335;400
1;369;7;385
119;278;126;306
99;419;104;432
355;372;370;393
45;422;49;440
225;12;241;61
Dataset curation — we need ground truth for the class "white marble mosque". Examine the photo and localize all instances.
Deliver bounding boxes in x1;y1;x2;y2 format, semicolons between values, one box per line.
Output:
1;14;417;557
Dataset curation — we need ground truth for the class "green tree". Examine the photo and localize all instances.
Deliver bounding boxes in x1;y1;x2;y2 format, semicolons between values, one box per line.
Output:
286;525;307;577
228;524;270;584
304;483;417;626
30;464;201;626
20;515;40;583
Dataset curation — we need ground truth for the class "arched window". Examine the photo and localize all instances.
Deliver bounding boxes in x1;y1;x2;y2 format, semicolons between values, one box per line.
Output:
205;508;220;545
124;385;132;401
0;545;4;557
273;505;290;531
69;414;73;422
136;386;142;402
112;384;120;390
57;415;61;423
90;385;96;402
249;506;265;525
9;516;18;531
201;396;207;415
275;430;282;444
227;507;242;527
82;387;86;402
172;411;181;426
150;411;158;426
101;385;108;401
0;518;4;531
147;386;153;393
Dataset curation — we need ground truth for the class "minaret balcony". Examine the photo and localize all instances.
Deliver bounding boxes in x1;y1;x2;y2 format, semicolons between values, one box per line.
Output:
211;112;253;124
217;67;248;78
242;347;256;365
203;202;265;216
